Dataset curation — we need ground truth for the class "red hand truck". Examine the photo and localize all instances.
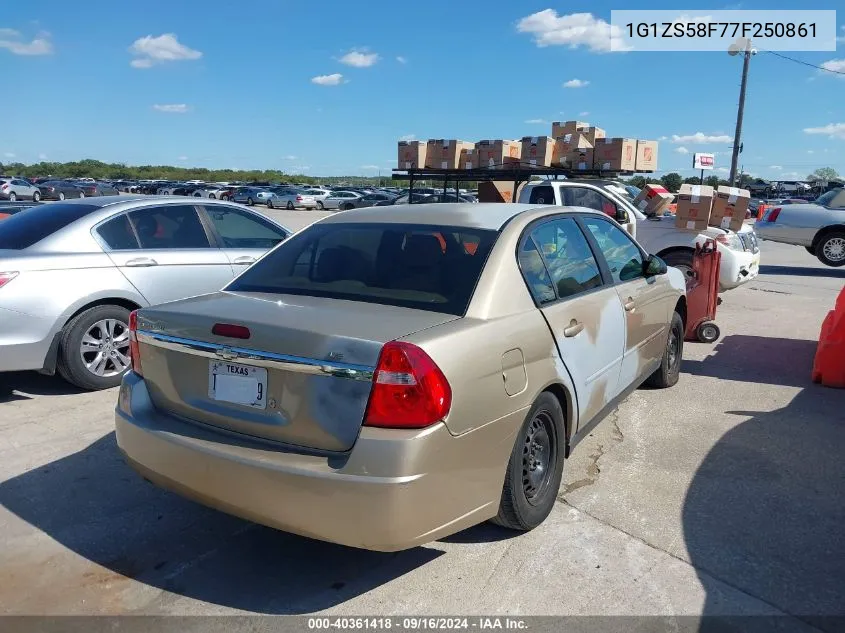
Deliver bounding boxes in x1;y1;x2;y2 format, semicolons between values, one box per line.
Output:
684;239;722;343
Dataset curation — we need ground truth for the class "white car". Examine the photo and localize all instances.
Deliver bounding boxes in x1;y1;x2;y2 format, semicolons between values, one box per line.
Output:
192;186;228;200
518;180;760;292
322;191;362;210
303;189;331;208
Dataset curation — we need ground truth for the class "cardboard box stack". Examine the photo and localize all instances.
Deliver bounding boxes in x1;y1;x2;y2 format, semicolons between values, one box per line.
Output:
520;136;557;167
397;140;426;169
556;132;593;171
459;148;478;170
710;186;750;231
675;184;714;230
595;138;637;172
552;120;589;138
425;139;475;169
632;184;674;216
477;139;522;169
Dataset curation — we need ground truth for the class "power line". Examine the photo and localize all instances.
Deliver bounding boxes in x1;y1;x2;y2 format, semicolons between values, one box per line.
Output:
763;50;845;75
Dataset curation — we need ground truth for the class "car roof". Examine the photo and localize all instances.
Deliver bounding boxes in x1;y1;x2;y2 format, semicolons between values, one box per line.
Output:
317;202;578;230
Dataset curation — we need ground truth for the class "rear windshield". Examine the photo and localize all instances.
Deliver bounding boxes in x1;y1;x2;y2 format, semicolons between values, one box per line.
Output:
227;222;498;315
0;203;100;249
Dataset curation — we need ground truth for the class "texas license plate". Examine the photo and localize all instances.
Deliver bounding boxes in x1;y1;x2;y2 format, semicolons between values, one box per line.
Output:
208;361;267;409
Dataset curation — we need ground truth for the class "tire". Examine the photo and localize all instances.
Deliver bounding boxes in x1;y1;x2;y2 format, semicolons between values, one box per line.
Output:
286;201;294;210
56;304;133;391
32;191;41;202
247;197;254;206
491;391;565;531
317;201;324;210
79;192;85;198
59;192;65;201
696;321;720;344
816;232;845;267
644;311;684;388
660;250;695;283
8;192;16;201
209;194;216;200
267;198;274;209
805;246;816;255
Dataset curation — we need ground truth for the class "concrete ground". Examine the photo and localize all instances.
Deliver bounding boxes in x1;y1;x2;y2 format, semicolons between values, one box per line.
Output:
1;210;843;629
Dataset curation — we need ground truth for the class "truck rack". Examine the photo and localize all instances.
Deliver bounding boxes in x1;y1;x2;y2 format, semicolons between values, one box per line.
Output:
392;165;649;202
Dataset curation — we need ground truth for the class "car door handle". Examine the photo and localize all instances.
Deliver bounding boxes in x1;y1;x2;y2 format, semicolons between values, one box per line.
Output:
563;319;584;338
233;256;256;265
125;257;158;267
624;297;636;312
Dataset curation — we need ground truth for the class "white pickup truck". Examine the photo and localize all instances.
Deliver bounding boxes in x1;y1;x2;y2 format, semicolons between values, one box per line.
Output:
517;179;760;291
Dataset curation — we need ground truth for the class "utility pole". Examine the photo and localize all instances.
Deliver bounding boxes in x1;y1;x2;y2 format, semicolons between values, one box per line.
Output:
729;38;752;186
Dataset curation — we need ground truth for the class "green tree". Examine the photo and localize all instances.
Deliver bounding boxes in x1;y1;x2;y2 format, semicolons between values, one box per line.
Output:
704;175;721;188
660;172;683;193
807;167;840;181
683;176;701;185
628;176;646;189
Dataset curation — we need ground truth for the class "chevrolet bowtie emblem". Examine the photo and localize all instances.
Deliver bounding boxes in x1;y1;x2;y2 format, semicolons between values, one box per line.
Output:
215;346;238;361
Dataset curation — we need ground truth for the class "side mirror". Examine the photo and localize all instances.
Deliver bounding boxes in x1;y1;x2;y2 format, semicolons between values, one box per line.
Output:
616;208;629;224
644;254;668;277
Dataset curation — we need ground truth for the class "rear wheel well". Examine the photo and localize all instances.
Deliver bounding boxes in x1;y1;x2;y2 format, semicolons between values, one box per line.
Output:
657;246;695;260
812;225;845;248
543;383;573;454
63;298;142;330
674;296;687;329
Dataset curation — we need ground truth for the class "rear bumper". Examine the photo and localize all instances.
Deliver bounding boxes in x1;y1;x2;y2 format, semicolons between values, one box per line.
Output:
0;306;58;372
115;372;524;551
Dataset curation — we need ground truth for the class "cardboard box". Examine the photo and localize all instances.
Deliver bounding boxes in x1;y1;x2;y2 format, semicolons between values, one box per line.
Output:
675;184;714;231
397;140;426;169
710;186;750;231
477;139;522;169
594;138;637;171
478;180;526;203
425;139;475;169
559;148;595;171
552;120;589;138
459;148;478;170
633;183;673;216
635;140;659;172
520;136;557;167
555;133;593;170
582;126;606;145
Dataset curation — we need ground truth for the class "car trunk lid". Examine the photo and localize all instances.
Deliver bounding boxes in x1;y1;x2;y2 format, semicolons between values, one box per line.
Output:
134;291;459;451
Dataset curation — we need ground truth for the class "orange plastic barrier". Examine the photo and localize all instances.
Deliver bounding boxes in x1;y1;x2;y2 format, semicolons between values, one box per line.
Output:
812;285;845;388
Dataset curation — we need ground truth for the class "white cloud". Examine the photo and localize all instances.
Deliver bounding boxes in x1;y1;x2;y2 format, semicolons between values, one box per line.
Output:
803;122;845;139
769;165;783;170
579;111;590;116
311;73;344;86
516;10;631;53
807;150;815;154
715;167;729;173
178;155;188;161
398;134;416;142
782;171;801;178
525;118;549;124
658;136;668;141
819;59;845;76
396;56;407;64
38;153;48;160
291;165;311;172
675;147;690;154
282;155;297;160
4;152;15;158
671;132;733;144
563;78;589;88
0;29;53;56
129;33;202;68
152;103;190;113
339;50;379;68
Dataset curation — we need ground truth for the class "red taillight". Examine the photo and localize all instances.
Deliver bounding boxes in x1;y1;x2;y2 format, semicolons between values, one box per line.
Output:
768;207;782;222
364;341;451;429
0;271;18;289
1;184;8;190
296;195;303;201
212;323;251;339
128;310;142;376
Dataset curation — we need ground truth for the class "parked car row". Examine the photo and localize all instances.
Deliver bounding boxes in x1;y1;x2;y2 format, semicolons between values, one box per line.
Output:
1;176;122;201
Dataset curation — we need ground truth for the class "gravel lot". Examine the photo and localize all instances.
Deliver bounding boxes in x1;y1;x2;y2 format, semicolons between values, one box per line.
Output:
1;208;843;627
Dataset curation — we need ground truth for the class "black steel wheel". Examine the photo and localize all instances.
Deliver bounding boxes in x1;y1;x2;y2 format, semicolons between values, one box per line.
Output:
492;391;565;531
644;311;684;388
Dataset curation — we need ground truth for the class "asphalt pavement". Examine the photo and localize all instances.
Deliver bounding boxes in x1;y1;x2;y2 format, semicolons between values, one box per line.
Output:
1;211;843;629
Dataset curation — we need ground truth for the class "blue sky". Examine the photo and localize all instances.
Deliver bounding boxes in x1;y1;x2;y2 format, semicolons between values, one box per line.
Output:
2;0;844;179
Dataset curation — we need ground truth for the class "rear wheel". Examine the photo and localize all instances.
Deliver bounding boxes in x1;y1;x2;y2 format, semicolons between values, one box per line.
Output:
59;192;66;201
79;191;85;198
32;191;41;202
247;197;254;206
317;201;325;210
56;304;132;391
286;201;294;210
491;392;565;531
644;311;684;388
816;232;845;267
267;198;274;209
8;192;16;201
661;250;695;283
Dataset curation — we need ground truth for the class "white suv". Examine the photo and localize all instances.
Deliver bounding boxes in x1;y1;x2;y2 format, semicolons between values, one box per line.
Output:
518;180;760;292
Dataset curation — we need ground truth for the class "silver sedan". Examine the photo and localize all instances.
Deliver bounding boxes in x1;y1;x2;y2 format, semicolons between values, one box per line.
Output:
0;196;290;389
322;191;362;210
756;188;845;267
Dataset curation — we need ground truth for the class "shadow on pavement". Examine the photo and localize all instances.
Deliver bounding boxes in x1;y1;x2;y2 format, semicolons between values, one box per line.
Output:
0;371;86;402
0;432;442;614
760;264;845;279
684;382;845;632
682;335;817;388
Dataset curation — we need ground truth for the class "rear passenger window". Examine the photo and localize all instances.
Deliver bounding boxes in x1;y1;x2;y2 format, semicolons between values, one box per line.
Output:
528;186;555;205
128;205;211;249
518;240;556;305
528;218;603;299
203;206;287;248
96;214;139;250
